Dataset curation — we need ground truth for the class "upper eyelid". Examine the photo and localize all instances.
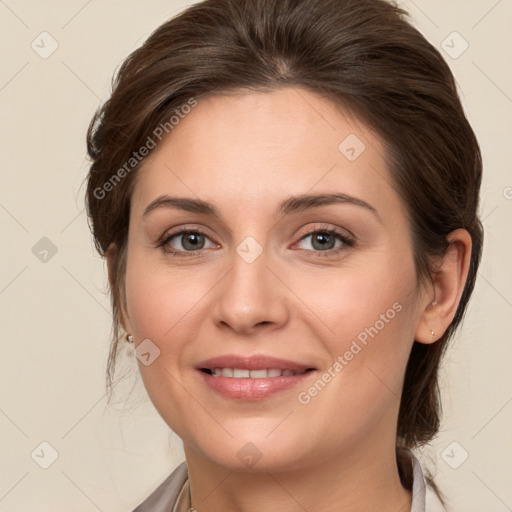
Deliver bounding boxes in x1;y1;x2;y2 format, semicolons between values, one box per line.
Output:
296;223;354;240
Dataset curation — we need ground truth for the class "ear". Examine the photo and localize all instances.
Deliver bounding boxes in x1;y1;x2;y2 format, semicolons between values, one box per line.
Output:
106;243;132;334
415;229;472;344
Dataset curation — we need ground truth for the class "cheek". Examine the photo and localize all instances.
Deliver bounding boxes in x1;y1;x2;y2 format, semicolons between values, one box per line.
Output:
123;253;211;431
296;251;416;337
292;271;418;444
124;251;209;340
299;250;418;386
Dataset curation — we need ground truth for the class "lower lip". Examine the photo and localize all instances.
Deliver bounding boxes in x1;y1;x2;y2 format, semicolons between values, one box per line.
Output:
197;370;315;400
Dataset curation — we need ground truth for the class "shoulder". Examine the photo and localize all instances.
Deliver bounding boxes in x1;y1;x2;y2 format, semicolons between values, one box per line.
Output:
131;461;188;512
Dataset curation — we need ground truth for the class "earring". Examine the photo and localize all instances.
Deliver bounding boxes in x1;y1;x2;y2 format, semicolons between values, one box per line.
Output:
430;330;436;340
125;333;134;343
431;301;437;308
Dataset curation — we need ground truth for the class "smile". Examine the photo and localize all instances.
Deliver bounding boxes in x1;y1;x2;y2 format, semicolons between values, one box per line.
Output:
203;368;310;378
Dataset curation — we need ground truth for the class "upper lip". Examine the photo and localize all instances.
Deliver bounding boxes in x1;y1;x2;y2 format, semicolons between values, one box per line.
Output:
196;354;316;371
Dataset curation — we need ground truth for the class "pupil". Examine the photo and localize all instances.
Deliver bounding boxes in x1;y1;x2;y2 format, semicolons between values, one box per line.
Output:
183;232;204;250
313;232;334;250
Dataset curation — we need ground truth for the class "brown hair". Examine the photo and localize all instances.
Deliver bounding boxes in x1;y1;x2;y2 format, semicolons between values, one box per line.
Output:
85;0;483;499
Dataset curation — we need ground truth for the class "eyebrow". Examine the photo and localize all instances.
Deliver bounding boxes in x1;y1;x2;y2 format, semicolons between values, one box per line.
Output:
143;192;380;220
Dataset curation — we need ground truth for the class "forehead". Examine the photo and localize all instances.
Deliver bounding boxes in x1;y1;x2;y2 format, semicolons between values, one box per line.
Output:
131;87;402;220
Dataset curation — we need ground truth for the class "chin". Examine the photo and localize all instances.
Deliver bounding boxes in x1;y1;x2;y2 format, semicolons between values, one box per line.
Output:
186;429;318;474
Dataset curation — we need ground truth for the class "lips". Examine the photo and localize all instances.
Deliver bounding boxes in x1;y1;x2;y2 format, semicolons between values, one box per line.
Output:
196;354;316;400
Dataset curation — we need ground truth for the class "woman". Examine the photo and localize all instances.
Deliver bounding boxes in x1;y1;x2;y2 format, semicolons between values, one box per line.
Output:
85;0;483;510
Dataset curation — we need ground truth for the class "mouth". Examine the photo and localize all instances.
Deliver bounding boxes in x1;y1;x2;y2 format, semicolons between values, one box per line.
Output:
196;355;317;400
200;367;314;378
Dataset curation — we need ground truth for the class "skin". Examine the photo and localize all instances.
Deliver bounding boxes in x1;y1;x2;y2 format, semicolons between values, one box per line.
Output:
109;87;471;512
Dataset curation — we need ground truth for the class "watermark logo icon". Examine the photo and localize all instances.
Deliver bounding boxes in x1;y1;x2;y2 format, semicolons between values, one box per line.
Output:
236;236;263;264
441;441;469;469
237;442;263;468
441;31;469;59
135;338;161;366
32;237;58;263
31;32;59;59
31;441;59;469
338;134;366;161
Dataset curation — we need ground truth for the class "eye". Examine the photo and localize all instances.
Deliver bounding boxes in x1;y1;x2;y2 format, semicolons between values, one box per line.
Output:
294;226;354;257
156;225;354;258
158;229;217;256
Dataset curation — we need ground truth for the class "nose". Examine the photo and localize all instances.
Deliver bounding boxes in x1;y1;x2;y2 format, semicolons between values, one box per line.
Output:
210;245;290;336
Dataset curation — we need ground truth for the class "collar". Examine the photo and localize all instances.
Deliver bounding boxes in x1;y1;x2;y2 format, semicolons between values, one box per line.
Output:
409;450;447;512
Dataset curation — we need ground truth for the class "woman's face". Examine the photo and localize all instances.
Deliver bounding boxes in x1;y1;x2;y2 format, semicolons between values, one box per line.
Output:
122;87;430;471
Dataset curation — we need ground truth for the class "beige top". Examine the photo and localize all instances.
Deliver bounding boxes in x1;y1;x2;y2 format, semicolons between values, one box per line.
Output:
132;450;447;512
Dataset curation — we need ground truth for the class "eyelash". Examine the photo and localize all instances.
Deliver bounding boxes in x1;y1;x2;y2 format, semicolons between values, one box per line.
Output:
156;225;355;259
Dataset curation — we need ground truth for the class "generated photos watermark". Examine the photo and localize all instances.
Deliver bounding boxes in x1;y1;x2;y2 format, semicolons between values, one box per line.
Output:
297;301;403;404
93;97;198;200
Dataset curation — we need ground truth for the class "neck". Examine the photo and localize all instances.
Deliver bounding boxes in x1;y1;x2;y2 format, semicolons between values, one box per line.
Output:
184;437;412;512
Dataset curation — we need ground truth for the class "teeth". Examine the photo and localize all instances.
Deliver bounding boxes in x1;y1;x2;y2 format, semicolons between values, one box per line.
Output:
210;368;307;378
250;369;268;378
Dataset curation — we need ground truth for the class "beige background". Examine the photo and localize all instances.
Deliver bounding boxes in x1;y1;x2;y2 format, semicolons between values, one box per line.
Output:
0;0;511;510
